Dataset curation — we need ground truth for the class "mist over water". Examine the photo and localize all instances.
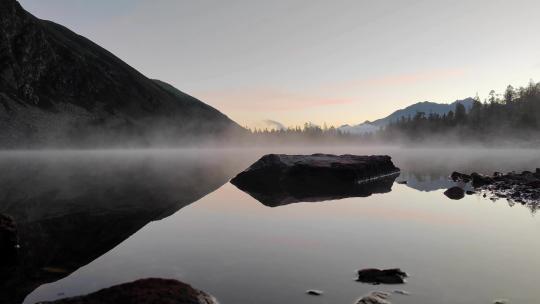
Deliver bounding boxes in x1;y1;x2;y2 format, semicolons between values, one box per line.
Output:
0;147;539;304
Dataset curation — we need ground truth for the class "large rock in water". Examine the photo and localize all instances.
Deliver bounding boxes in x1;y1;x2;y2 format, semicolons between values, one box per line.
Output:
357;268;408;285
40;278;217;304
230;154;400;206
0;0;243;147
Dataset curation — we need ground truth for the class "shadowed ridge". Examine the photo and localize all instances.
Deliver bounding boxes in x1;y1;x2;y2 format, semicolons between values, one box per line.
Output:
0;0;244;147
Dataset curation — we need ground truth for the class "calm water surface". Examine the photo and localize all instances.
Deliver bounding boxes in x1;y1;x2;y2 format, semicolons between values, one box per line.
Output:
1;148;539;304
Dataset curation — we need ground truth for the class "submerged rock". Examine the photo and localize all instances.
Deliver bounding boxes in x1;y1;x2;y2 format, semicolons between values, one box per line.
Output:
230;154;400;206
40;278;217;304
356;291;391;304
444;187;465;200
306;289;323;296
357;268;408;284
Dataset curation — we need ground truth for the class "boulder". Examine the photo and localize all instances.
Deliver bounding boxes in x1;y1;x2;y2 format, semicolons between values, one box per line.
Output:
40;278;217;304
471;172;494;187
444;187;465;200
451;172;471;182
526;180;540;188
230;154;400;206
357;268;408;284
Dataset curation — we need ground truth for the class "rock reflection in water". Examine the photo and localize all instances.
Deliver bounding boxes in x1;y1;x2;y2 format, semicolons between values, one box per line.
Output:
232;173;399;207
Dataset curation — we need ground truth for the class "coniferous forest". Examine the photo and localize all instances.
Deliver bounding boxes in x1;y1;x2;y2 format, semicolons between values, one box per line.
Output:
247;80;540;146
381;80;540;144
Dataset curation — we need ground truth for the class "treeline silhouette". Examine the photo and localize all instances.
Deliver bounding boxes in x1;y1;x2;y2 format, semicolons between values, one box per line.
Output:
246;79;540;145
380;80;540;144
246;122;377;144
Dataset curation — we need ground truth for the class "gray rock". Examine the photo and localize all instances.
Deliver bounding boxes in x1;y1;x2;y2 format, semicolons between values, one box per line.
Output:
356;291;391;304
357;268;408;284
306;289;323;296
231;154;400;206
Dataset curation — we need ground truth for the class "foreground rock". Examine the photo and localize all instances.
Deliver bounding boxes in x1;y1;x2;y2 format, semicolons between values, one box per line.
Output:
40;278;216;304
357;268;408;284
451;169;540;206
0;213;17;263
356;291;391;304
231;154;400;206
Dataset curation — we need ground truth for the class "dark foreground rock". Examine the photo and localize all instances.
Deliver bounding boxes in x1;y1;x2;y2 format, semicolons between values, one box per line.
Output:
356;291;391;304
0;213;17;263
444;186;465;200
357;268;408;284
40;278;216;304
451;169;540;207
230;154;400;206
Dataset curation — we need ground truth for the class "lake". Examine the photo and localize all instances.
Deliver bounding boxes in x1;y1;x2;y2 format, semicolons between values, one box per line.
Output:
1;147;539;304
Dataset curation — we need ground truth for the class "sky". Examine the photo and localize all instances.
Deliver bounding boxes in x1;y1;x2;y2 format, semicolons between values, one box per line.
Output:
20;0;540;128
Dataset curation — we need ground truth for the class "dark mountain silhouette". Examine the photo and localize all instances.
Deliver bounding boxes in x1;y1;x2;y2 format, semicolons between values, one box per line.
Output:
339;98;474;134
0;0;243;147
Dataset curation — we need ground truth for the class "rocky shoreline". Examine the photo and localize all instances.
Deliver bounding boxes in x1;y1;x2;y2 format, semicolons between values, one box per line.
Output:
449;169;540;207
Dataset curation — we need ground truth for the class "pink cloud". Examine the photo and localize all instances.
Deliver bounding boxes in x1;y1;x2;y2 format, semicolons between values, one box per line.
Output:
196;87;354;111
329;68;468;91
195;67;467;112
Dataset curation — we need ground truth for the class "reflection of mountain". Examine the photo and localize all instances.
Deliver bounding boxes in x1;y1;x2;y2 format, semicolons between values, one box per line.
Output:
0;152;240;304
396;171;456;192
233;174;399;207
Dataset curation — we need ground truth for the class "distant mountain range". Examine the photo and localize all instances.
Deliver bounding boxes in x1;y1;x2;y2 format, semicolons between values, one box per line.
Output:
0;0;243;147
339;98;475;134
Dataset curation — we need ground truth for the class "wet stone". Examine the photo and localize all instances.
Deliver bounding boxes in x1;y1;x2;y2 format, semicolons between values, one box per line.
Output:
357;268;408;285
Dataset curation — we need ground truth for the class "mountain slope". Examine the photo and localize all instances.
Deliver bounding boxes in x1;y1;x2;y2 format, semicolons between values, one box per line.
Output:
339;98;474;134
0;0;243;147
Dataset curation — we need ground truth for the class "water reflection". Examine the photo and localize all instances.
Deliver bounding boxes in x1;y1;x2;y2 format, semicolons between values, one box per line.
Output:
1;148;540;304
232;173;399;207
0;150;247;304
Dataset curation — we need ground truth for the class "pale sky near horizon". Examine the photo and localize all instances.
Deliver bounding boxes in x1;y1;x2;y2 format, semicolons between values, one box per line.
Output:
20;0;540;128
